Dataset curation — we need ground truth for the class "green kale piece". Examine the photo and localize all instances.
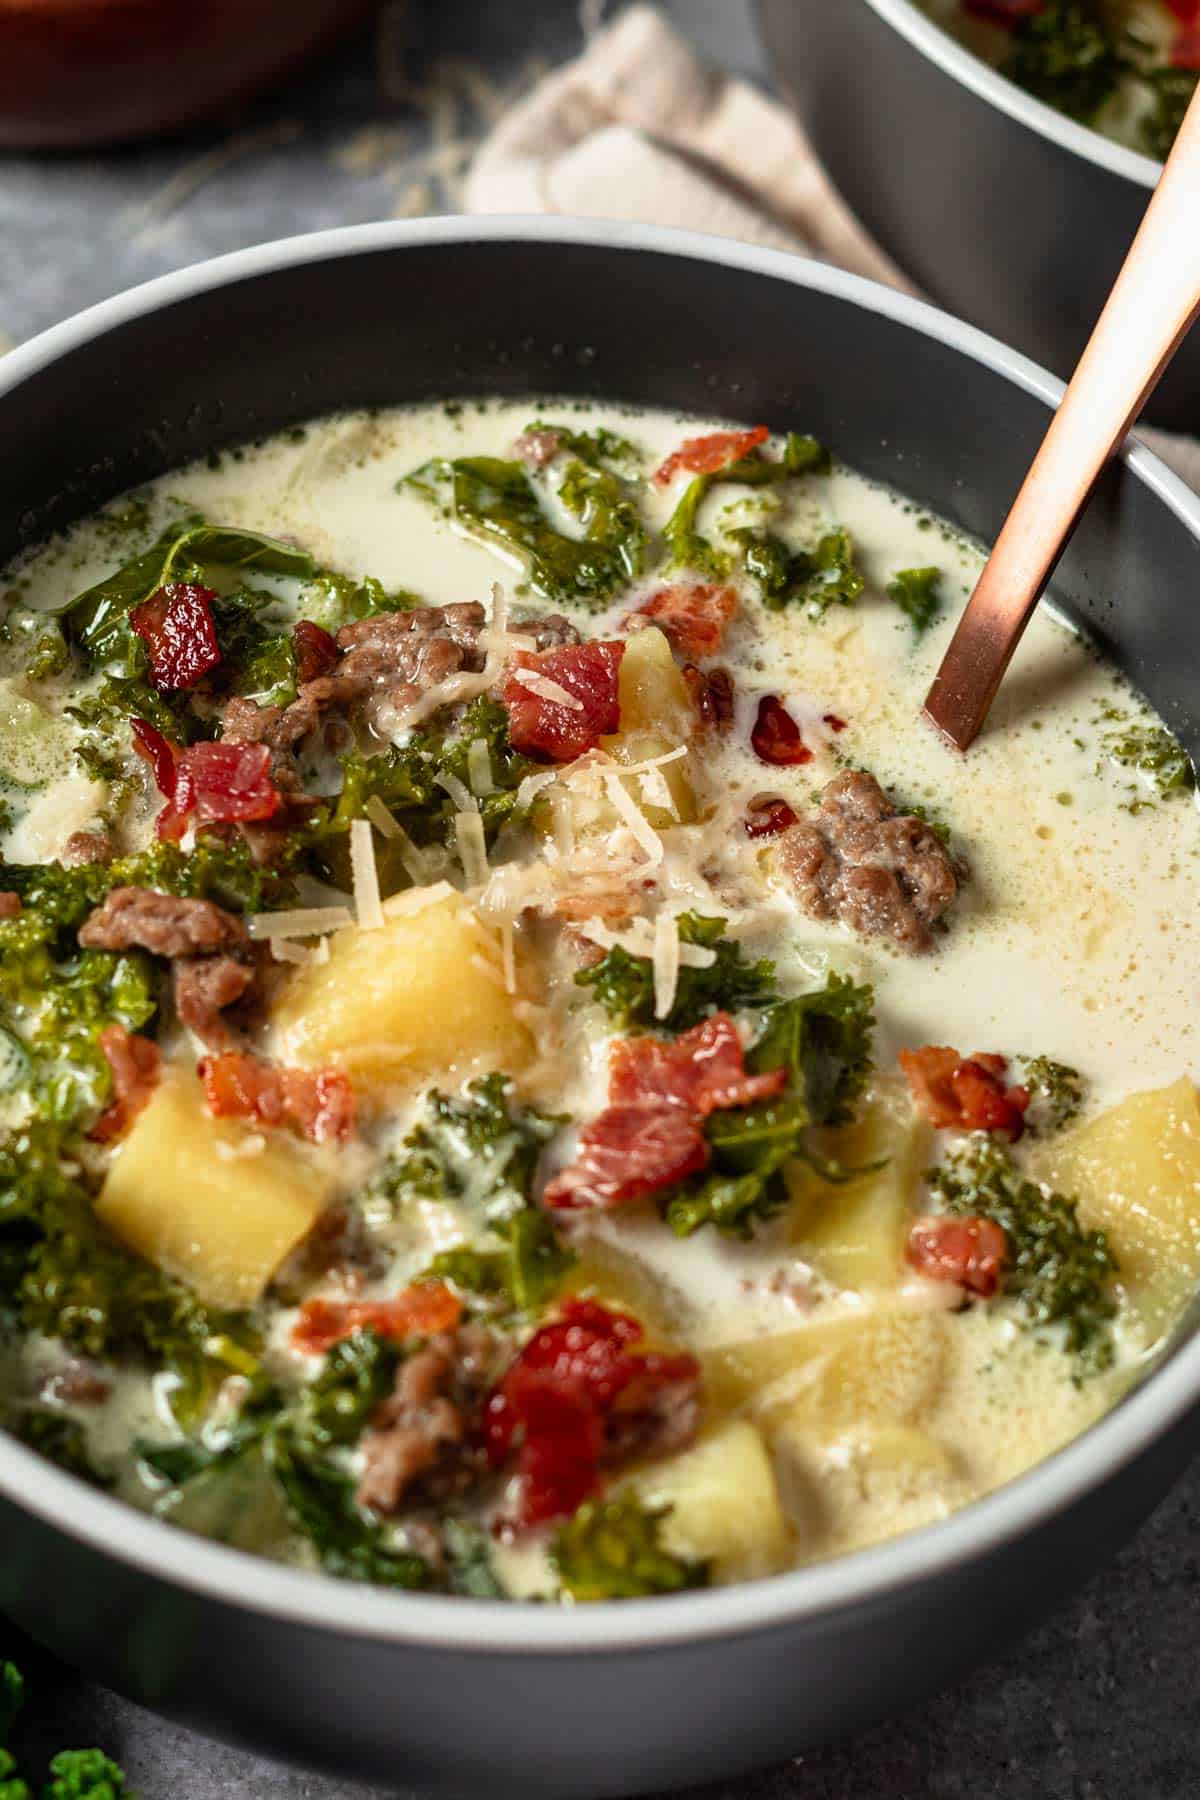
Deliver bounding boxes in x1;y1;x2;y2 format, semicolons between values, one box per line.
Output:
1003;1;1125;122
523;421;644;470
267;1434;429;1588
663;431;831;576
208;589;297;708
927;1136;1117;1371
304;569;421;632
736;527;863;618
1140;65;1198;159
661;974;876;1240
400;1073;563;1227
23;627;69;683
57;522;313;668
887;566;943;637
1020;1056;1084;1132
11;1409;112;1489
425;1207;575;1316
574;913;777;1034
552;1496;709;1601
0;1664;22;1741
0;1749;30;1800
404;455;644;605
287;1328;398;1456
1102;719;1195;800
42;1749;133;1798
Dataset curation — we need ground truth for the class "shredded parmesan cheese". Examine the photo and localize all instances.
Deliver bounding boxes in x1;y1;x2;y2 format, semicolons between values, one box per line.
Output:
515;768;559;809
467;737;495;796
455;811;489;888
247;906;354;941
382;880;455;917
362;804;431;884
507;667;585;711
603;773;665;865
653;911;680;1022
435;769;477;813
271;940;315;967
619;744;688;775
500;919;517;994
364;794;401;838
350;818;385;930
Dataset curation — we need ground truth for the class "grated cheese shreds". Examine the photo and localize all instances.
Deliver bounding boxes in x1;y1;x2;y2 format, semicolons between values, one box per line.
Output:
639;765;677;819
516;768;559;810
508;667;585;711
500;919;517;994
368;808;432;885
618;744;688;776
247;906;354;941
271;940;315;966
382;880;456;917
653;911;680;1022
364;794;402;839
350;818;386;930
603;772;665;865
435;769;477;813
467;737;495;797
455;810;489;888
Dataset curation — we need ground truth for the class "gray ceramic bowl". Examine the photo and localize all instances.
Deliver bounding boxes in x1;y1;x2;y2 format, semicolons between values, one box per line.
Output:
0;218;1199;1796
757;0;1200;431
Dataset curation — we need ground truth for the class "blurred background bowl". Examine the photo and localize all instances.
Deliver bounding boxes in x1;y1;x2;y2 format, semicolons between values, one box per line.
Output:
757;0;1200;431
0;0;374;149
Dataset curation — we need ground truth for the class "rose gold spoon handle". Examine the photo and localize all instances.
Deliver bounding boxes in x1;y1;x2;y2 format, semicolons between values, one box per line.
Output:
924;81;1200;752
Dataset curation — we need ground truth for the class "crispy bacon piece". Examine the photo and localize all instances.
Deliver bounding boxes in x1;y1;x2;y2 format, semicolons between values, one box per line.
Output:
292;618;339;684
610;1013;787;1117
291;1281;463;1354
653;424;769;486
543;1013;783;1211
90;1023;161;1143
744;794;798;839
629;583;738;660
199;1049;356;1144
899;1045;1030;1139
907;1215;1008;1298
502;640;624;763
130;582;221;693
822;711;847;733
683;663;735;733
133;720;282;842
751;694;812;766
484;1299;700;1529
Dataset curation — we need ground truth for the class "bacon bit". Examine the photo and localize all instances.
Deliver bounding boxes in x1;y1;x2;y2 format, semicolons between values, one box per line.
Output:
543;1013;783;1211
683;663;735;733
611;1013;787;1117
90;1023;161;1143
751;694;813;767
130;583;221;693
134;721;282;842
484;1298;700;1529
653;425;769;486
899;1045;1031;1140
199;1049;356;1144
629;584;738;660
293;618;340;684
291;1281;463;1354
503;640;624;763
907;1215;1008;1298
0;893;20;920
822;712;847;733
744;794;798;839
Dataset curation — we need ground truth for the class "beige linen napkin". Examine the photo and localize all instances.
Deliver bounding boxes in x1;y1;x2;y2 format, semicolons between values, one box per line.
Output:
466;3;1200;491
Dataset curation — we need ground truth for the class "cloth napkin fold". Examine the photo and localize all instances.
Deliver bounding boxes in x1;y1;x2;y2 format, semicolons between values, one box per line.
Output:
466;3;1200;492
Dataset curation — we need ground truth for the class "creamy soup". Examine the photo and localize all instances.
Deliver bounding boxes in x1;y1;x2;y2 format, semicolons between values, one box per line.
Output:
921;0;1197;158
0;397;1196;1602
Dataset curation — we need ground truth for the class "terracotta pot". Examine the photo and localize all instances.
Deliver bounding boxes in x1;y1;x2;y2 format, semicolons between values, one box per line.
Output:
0;0;374;149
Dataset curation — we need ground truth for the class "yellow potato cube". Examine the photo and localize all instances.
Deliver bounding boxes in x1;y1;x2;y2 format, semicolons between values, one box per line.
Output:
600;626;696;826
702;1305;947;1435
629;1420;793;1581
272;894;532;1087
1030;1076;1200;1341
96;1073;334;1311
787;1076;932;1290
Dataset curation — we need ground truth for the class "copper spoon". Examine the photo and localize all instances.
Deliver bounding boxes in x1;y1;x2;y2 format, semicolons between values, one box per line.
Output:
924;82;1200;752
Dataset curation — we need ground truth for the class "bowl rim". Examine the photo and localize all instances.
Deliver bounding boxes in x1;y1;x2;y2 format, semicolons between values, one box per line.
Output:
860;0;1162;191
1;212;1198;1656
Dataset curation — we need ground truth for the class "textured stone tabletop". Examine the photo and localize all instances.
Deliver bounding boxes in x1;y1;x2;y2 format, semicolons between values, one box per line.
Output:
1;2;1198;1795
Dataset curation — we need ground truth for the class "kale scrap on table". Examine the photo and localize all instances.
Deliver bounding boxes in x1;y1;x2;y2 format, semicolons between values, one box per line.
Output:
0;1659;133;1797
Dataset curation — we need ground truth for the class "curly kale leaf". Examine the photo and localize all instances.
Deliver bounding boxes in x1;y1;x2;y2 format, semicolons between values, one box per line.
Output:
1020;1056;1084;1133
424;1208;575;1316
267;1435;429;1588
523;420;644;471
398;1073;563;1226
0;1664;22;1742
303;568;421;632
575;913;777;1034
661;974;876;1239
928;1136;1117;1371
288;1328;398;1456
4;833;296;930
404;454;644;605
664;431;831;576
887;566;943;637
11;1409;112;1489
553;1496;709;1601
42;1749;134;1798
1003;2;1126;121
733;526;864;619
1101;718;1195;801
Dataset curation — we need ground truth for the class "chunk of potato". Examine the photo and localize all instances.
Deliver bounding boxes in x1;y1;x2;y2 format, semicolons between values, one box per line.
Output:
600;626;696;826
272;893;532;1087
702;1305;947;1435
787;1076;931;1290
1030;1076;1200;1342
96;1072;334;1311
628;1420;793;1580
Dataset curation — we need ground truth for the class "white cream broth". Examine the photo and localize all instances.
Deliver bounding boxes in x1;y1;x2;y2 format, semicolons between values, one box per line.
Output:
2;396;1198;1593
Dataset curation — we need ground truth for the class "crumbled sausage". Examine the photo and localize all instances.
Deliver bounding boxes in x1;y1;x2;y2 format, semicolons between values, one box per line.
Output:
514;612;582;652
356;1326;501;1516
778;771;959;952
603;1362;701;1465
62;830;114;867
173;954;256;1049
78;887;250;958
511;428;564;467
